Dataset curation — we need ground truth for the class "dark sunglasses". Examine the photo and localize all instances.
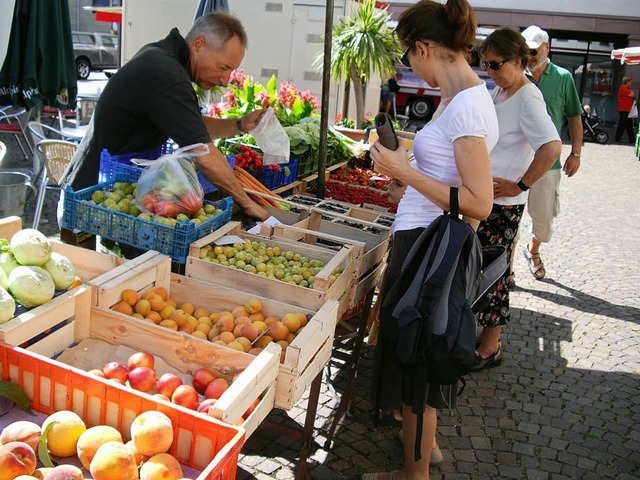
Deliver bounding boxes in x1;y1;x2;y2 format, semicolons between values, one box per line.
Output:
400;41;431;68
529;49;538;57
481;59;509;71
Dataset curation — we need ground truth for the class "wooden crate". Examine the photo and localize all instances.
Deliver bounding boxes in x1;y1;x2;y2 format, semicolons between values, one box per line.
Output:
96;257;340;411
0;342;244;480
186;221;358;315
0;216;164;305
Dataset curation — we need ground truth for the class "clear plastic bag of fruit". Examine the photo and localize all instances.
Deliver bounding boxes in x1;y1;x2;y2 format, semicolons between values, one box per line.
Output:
133;143;208;218
250;107;290;165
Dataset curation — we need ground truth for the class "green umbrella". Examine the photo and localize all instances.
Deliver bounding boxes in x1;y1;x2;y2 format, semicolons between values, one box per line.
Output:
0;0;77;110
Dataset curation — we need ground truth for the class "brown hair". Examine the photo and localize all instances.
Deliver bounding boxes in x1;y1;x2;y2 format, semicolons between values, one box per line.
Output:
479;27;529;70
186;12;247;50
396;0;476;54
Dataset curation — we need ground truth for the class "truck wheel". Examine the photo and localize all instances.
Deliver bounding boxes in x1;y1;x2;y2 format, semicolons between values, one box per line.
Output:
76;58;91;80
594;129;609;144
409;98;433;119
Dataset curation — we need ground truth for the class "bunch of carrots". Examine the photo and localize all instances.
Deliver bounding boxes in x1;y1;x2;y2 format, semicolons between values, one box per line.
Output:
234;166;284;209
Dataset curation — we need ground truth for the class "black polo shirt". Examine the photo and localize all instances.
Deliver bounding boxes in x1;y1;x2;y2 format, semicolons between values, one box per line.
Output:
66;28;211;190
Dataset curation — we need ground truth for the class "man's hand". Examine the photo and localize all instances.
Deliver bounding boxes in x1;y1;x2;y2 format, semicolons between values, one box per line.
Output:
242;109;268;132
243;201;269;222
563;154;580;177
493;177;522;199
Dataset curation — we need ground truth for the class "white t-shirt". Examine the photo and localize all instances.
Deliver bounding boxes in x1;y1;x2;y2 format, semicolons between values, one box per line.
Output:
490;83;560;205
395;84;499;232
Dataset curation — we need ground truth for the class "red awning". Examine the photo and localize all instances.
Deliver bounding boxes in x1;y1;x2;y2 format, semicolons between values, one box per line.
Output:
83;6;122;24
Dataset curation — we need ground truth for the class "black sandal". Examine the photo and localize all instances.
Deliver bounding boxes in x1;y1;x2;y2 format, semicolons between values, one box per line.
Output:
471;345;502;371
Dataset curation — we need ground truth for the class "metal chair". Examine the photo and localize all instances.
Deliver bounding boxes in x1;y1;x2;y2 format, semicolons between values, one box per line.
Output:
0;106;33;162
32;140;77;228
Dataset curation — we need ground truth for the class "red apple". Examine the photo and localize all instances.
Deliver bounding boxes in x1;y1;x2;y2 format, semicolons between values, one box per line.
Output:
0;441;37;478
156;373;183;398
204;378;229;400
192;368;217;394
127;351;155;370
196;398;218;415
102;362;128;383
127;366;157;392
171;384;199;410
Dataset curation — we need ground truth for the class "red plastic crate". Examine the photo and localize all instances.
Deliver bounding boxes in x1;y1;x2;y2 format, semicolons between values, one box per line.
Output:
0;343;244;480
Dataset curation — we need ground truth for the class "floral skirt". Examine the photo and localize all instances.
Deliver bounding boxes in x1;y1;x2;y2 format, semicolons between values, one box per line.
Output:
476;203;525;328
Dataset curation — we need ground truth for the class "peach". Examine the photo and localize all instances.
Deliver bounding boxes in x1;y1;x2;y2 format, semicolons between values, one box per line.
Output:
121;289;139;307
239;324;258;342
128;367;157;392
191;330;207;340
249;312;265;323
196;398;217;415
33;468;54;480
235;337;252;353
0;420;41;452
204;378;229;400
130;411;174;457
295;312;308;328
102;362;128;383
148;293;165;312
152;287;169;301
245;298;262;315
215;314;234;333
159;319;178;330
170;310;187;327
166;297;177;308
264;316;279;327
112;301;133;316
244;398;260;418
226;341;244;352
89;441;136;480
192;307;209;319
252;321;267;335
77;425;124;470
179;302;194;315
282;313;301;333
156;373;182;400
217;331;235;344
286;333;296;343
231;306;249;318
192;368;217;394
42;464;83;480
128;351;155;370
171;385;199;410
88;368;106;377
146;311;162;324
159;305;175;320
233;315;251;327
157;373;182;399
134;299;151;316
197;316;213;327
139;453;183;480
195;323;210;336
270;322;289;341
254;335;272;349
248;347;263;355
178;323;195;334
125;440;149;467
153;393;171;402
41;410;86;457
0;442;36;480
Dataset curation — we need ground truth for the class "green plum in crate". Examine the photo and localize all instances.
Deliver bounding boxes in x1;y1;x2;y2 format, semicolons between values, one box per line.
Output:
62;172;233;264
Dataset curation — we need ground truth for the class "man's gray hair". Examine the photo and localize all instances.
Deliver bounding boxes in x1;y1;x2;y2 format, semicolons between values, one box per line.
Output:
186;12;247;50
622;76;633;84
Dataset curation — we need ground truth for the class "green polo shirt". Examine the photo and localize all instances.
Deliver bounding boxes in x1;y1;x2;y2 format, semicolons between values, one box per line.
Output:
526;61;582;169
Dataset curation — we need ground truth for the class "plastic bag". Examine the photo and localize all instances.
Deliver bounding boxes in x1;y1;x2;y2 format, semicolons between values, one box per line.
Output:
133;143;209;218
250;108;290;165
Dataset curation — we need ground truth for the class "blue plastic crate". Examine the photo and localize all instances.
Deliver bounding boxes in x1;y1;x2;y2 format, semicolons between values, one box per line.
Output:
228;155;298;190
62;172;233;264
99;143;234;194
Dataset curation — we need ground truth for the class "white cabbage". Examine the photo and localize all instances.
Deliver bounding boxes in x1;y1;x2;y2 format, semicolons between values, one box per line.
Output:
44;252;77;290
8;266;55;308
10;229;52;266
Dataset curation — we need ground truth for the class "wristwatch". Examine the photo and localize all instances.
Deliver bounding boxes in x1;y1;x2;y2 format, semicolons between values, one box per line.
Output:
236;117;244;133
516;179;529;192
569;152;581;158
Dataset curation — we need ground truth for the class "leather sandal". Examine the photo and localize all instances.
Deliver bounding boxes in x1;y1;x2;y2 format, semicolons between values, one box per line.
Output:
471;345;502;371
523;245;545;280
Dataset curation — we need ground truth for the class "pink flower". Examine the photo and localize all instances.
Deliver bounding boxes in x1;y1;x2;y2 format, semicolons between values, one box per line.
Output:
222;90;237;109
257;90;273;107
207;103;222;117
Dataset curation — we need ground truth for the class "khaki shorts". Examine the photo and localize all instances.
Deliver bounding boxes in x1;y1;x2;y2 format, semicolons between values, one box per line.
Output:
527;168;561;243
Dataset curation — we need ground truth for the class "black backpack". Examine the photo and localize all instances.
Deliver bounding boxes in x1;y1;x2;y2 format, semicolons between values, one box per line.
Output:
380;188;507;460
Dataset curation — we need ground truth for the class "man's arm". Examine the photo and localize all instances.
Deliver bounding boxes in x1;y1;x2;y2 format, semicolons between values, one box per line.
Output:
202;109;267;140
196;142;269;220
563;115;583;177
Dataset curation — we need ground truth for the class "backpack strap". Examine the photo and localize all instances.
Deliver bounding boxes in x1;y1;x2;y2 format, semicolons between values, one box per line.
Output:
450;186;459;217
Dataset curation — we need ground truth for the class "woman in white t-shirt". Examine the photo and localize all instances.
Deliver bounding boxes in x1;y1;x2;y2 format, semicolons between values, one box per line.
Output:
365;1;498;479
472;28;561;371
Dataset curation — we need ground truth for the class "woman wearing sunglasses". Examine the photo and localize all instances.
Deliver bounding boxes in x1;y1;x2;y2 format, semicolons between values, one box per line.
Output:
365;1;498;479
472;28;561;371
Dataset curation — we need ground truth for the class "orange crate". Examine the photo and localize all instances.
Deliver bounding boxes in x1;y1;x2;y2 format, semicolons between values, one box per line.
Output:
0;342;244;480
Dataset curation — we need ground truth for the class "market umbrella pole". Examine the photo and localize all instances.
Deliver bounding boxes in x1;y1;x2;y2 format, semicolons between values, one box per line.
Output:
316;0;335;200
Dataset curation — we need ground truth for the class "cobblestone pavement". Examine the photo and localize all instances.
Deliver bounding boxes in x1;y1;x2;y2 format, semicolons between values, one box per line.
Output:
6;141;640;479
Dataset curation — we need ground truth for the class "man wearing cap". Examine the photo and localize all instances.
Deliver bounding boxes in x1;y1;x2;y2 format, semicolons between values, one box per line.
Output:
519;25;583;280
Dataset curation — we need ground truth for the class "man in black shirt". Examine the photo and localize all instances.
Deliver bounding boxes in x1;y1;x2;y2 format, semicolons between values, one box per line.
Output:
62;13;268;221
